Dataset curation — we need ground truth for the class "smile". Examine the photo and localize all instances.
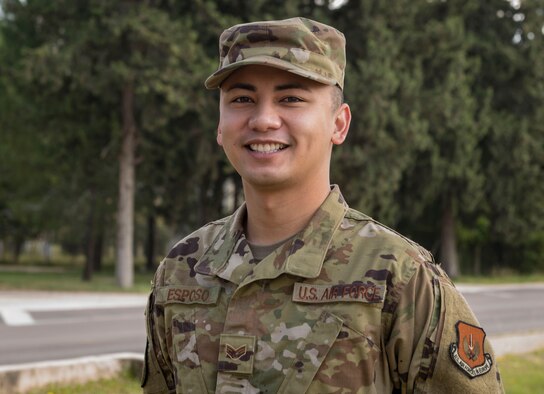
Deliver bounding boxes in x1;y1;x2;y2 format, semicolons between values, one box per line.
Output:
248;143;287;153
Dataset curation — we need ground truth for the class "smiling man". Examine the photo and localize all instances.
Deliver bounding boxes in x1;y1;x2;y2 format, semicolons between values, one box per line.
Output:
142;18;504;394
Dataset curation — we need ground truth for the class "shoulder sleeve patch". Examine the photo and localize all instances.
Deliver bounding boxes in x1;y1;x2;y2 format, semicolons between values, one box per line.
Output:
449;321;493;378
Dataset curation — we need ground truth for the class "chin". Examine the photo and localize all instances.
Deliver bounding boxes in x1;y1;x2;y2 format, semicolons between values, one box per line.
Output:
243;174;292;190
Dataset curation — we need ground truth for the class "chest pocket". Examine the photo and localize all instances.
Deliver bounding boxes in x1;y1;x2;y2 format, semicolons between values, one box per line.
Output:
307;320;381;393
275;310;381;394
275;311;343;393
160;285;223;394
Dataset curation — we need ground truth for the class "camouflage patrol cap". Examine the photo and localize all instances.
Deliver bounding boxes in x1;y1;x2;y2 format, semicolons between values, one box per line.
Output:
205;17;346;90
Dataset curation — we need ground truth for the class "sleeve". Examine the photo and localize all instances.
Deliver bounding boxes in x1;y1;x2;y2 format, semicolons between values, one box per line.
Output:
141;264;177;394
385;261;505;393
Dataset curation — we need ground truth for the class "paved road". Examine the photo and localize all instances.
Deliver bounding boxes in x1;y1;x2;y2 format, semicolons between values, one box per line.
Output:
459;283;544;335
0;292;146;366
1;284;544;366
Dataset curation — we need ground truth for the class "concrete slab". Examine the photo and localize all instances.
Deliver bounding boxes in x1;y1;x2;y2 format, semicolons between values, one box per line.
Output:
0;353;143;394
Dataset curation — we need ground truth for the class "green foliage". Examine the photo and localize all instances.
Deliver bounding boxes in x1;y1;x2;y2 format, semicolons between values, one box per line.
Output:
519;232;544;274
332;0;428;225
0;265;153;293
1;0;543;277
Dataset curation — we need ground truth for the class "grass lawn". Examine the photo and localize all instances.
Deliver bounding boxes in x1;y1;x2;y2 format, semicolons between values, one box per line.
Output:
499;349;544;393
0;264;154;293
25;371;141;394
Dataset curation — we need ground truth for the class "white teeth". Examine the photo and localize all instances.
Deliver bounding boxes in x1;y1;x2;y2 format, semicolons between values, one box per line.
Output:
249;143;286;153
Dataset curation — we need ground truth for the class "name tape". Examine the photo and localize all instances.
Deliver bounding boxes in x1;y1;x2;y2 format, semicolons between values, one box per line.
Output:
157;285;220;305
293;282;384;304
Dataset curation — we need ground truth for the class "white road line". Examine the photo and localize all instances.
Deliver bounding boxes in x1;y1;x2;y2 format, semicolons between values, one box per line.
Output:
0;308;35;326
0;292;147;327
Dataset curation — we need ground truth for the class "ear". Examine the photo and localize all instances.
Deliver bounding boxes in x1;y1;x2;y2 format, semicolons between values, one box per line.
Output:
331;103;351;145
216;127;223;146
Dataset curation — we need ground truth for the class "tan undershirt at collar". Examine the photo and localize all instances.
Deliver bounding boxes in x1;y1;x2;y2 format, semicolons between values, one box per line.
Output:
247;235;296;262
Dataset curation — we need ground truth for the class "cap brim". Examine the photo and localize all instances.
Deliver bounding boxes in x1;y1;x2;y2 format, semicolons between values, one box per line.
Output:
204;55;338;89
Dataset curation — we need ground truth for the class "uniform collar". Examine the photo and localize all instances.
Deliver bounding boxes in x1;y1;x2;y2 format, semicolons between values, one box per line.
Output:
194;185;348;283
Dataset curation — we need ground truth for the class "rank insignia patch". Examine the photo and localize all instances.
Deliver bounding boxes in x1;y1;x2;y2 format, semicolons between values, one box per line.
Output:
450;321;493;378
218;334;256;374
225;344;247;360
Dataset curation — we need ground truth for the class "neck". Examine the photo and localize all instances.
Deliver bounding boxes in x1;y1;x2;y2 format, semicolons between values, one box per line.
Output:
242;181;331;246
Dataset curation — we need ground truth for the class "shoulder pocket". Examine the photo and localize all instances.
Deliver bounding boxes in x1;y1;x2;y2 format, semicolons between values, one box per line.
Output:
142;293;175;393
171;311;210;393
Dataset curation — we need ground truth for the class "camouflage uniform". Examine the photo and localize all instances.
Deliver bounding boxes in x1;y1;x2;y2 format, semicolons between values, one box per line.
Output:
204;17;346;90
142;186;504;393
142;18;504;393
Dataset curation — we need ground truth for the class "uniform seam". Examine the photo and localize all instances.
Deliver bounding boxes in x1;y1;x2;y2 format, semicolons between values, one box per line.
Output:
345;208;435;264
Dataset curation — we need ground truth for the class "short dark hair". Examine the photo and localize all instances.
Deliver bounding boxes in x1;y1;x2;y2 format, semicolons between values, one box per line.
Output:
332;86;344;111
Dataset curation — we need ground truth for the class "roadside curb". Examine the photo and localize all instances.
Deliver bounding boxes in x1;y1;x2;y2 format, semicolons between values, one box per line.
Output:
0;353;143;394
491;331;544;358
455;282;544;293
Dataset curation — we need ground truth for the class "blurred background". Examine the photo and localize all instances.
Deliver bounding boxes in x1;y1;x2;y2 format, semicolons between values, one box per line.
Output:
0;0;543;392
1;0;543;286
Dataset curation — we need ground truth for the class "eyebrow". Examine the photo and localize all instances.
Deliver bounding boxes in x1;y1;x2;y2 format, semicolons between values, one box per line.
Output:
224;82;311;92
225;83;256;92
275;83;310;92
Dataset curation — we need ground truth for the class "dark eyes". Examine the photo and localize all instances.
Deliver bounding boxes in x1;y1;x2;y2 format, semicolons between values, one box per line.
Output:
281;96;303;103
232;96;253;103
230;95;304;104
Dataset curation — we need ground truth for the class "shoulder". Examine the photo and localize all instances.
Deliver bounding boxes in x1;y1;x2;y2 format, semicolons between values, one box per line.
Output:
340;207;436;272
170;217;229;256
336;207;451;309
152;215;231;287
347;208;433;258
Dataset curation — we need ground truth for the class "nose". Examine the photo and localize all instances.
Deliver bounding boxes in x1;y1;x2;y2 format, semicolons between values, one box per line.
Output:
248;101;282;132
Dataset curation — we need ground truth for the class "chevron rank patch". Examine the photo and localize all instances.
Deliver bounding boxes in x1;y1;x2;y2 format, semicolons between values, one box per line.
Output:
450;321;493;378
217;334;256;375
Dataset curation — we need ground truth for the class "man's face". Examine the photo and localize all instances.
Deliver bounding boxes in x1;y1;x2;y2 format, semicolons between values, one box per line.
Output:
217;65;350;192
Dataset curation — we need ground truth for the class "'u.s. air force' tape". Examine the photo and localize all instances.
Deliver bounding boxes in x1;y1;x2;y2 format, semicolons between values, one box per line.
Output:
156;285;221;304
292;282;384;304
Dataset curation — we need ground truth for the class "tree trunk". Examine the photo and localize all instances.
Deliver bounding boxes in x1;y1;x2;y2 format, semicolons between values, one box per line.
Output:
82;190;96;282
42;239;51;263
440;196;460;278
13;237;24;263
145;213;156;272
116;82;137;288
83;190;96;282
94;226;103;272
473;245;481;276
